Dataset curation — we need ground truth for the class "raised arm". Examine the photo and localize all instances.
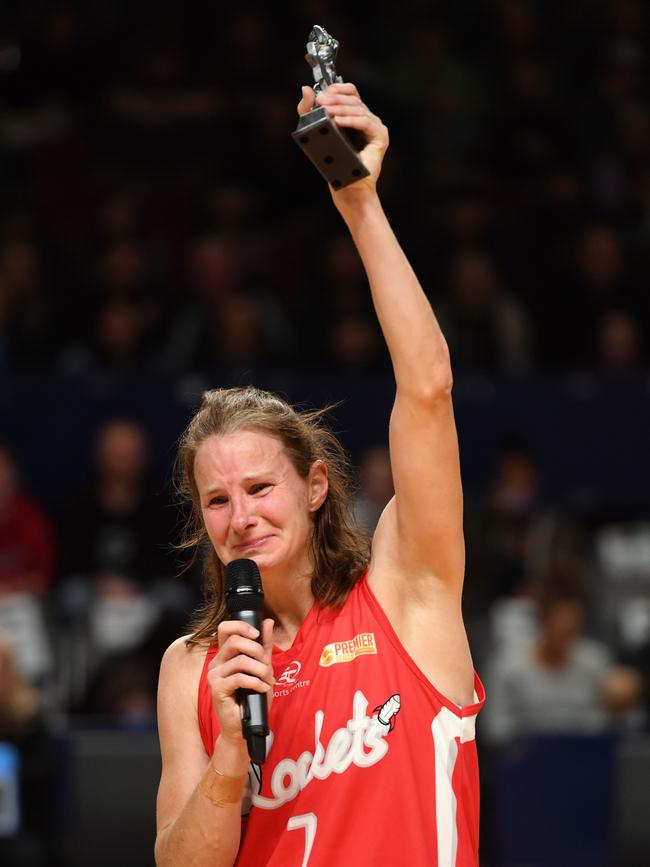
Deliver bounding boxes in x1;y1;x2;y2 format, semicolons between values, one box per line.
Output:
298;84;473;704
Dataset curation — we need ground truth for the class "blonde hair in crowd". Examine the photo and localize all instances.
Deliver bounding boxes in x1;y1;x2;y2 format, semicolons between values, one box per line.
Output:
0;634;40;732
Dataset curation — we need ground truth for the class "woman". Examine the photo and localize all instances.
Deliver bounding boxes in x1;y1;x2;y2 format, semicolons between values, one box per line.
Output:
155;82;484;867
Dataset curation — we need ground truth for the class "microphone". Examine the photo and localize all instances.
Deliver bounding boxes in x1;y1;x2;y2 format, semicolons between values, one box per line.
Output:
224;558;269;765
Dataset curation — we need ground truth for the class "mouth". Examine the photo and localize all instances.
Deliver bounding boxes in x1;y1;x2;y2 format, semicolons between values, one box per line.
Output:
233;535;274;553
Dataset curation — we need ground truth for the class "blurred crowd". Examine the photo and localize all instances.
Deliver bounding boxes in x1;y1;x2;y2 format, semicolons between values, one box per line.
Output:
1;1;649;375
1;1;650;864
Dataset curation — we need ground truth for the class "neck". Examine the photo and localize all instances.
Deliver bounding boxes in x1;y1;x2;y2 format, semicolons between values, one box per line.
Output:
261;567;314;650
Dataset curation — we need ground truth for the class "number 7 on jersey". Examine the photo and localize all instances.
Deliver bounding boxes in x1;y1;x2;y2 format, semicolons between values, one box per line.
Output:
287;812;317;867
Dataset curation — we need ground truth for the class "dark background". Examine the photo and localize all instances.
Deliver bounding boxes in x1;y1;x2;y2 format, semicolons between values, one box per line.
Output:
0;2;649;866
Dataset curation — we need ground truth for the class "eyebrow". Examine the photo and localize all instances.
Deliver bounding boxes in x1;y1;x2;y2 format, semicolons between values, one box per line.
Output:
201;473;276;495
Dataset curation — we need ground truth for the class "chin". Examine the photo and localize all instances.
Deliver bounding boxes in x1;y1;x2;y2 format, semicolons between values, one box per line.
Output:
252;553;282;573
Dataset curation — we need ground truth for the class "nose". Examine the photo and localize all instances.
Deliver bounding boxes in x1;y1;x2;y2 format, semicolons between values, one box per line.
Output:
230;494;257;534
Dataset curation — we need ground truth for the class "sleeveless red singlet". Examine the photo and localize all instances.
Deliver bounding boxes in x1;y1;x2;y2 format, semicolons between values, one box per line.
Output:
198;572;485;866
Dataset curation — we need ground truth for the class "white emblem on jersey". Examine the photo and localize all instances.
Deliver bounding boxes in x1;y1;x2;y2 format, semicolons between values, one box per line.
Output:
252;690;400;811
375;694;401;729
277;660;302;685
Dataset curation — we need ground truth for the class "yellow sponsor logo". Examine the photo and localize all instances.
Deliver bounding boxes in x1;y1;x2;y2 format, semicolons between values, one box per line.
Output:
319;632;377;667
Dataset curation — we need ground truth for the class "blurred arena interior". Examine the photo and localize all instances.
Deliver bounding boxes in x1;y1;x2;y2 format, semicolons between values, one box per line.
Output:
1;2;650;865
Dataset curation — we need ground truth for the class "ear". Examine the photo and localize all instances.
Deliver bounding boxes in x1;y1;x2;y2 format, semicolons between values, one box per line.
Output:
308;459;329;512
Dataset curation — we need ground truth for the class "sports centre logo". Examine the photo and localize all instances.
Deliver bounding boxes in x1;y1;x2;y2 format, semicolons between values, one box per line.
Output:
277;660;302;685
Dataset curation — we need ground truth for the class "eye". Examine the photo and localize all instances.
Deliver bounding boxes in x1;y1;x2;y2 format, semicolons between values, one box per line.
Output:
207;495;228;507
250;482;271;495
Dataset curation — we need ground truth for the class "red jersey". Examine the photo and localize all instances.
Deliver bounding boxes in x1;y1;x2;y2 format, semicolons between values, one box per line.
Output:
198;572;485;866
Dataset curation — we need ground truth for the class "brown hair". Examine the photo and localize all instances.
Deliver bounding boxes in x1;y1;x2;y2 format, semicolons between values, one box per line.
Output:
176;386;371;646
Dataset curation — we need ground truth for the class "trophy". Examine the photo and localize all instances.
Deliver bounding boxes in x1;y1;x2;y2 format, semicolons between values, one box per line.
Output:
292;25;370;190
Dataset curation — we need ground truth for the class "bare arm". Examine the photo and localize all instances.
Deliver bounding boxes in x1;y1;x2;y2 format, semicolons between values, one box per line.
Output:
335;194;464;588
298;84;473;704
155;621;274;866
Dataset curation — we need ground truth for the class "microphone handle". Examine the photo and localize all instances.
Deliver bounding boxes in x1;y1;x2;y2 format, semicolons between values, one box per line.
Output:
229;607;269;765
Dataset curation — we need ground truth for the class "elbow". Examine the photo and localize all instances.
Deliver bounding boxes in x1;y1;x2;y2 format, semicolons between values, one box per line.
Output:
432;363;453;397
419;359;455;402
398;371;453;406
428;338;454;396
396;341;453;402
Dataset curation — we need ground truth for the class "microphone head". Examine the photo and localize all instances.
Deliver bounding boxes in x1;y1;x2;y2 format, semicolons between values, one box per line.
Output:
224;558;264;607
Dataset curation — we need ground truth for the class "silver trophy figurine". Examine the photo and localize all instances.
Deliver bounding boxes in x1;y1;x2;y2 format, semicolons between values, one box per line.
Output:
292;25;370;190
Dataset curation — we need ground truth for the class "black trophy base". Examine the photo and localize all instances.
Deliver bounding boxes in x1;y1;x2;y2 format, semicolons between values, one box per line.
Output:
292;106;369;190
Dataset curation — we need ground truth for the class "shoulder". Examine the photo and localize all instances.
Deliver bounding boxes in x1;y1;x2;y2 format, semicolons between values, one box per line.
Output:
161;634;211;668
159;635;211;698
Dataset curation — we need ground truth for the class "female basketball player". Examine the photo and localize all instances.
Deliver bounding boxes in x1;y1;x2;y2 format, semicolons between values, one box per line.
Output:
154;82;484;867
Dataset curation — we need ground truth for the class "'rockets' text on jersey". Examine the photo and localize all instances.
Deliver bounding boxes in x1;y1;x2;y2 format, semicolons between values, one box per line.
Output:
198;573;485;866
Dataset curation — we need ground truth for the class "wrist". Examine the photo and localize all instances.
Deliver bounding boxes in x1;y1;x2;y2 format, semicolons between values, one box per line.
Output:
332;182;378;206
212;734;250;777
199;762;248;808
333;192;386;236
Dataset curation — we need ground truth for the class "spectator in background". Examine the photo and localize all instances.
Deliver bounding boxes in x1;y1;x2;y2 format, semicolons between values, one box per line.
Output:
464;443;542;607
0;240;53;364
437;248;534;371
58;295;156;373
0;633;40;733
208;295;266;366
0;445;57;596
490;54;570;192
621;638;650;730
58;418;173;593
57;418;193;716
0;270;18;368
95;235;167;343
320;234;372;316
441;184;498;253
0;447;57;689
102;33;223;170
327;312;385;368
553;222;642;366
0;634;60;867
97;236;158;299
158;232;243;369
194;292;295;369
482;585;641;742
592;308;644;372
56;229;170;372
352;445;394;532
164;228;297;370
185;233;243;304
78;609;190;729
304;234;377;364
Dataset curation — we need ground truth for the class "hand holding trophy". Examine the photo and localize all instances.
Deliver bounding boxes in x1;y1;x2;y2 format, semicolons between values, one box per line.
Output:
292;25;388;194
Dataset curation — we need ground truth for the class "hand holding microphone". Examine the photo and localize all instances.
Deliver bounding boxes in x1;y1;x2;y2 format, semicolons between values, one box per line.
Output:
207;559;273;765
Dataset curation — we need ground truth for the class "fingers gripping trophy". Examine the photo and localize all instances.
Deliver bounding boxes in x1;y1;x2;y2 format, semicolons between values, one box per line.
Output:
292;25;372;189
